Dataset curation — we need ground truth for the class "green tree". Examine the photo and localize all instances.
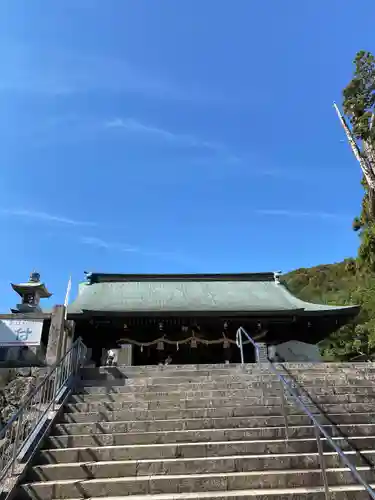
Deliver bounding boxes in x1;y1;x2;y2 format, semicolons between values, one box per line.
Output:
283;263;375;361
343;51;375;142
342;51;375;269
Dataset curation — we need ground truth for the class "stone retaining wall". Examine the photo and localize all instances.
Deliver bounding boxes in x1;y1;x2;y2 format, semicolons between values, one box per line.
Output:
0;368;48;426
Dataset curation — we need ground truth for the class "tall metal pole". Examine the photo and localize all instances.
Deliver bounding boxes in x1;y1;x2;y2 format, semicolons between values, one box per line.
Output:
64;276;72;321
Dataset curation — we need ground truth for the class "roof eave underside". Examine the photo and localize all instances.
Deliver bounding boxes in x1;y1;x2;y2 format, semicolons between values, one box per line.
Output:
11;283;52;298
68;306;359;317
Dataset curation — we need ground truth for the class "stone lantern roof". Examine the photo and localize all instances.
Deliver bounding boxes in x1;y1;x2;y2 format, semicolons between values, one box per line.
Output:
11;272;52;313
11;271;52;299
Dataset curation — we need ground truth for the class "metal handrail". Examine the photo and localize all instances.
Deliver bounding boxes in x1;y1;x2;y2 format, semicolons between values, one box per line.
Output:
236;326;375;500
0;337;87;482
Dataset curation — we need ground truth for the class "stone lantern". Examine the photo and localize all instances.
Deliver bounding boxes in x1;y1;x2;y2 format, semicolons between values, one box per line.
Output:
11;271;52;313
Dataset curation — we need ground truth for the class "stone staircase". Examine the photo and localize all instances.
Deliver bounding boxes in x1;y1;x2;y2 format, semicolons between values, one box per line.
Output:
16;363;375;499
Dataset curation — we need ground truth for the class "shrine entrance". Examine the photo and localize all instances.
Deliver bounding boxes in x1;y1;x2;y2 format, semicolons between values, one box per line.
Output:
74;316;258;367
132;341;245;365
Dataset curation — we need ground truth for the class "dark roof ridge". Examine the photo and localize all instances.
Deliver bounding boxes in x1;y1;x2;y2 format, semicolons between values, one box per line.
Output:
87;272;276;284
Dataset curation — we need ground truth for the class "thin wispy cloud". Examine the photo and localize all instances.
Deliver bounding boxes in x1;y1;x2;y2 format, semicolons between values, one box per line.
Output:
255;209;350;221
0;44;175;98
105;118;224;151
1;44;230;104
105;118;320;180
105;117;241;164
81;236;198;266
0;209;95;226
1;209;194;264
1;208;196;265
81;237;138;253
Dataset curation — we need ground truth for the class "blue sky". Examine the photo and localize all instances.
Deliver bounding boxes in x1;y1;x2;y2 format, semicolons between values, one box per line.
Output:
0;0;373;311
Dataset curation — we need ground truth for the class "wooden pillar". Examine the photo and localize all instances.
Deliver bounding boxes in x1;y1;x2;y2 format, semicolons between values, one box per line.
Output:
46;305;65;365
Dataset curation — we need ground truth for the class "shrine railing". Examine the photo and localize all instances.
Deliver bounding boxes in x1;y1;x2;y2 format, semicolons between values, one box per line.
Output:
235;326;375;500
0;337;87;484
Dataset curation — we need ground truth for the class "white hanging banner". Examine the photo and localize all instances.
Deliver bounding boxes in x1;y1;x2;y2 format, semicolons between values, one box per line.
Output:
0;319;43;346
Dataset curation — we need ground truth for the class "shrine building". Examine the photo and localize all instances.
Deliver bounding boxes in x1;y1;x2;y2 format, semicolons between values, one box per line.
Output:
66;271;359;366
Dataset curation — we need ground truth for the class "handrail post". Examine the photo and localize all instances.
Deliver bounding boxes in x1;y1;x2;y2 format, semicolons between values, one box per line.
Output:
278;378;289;441
236;329;244;365
52;365;59;411
260;363;265;406
315;424;330;500
75;341;83;388
10;408;23;475
77;340;83;372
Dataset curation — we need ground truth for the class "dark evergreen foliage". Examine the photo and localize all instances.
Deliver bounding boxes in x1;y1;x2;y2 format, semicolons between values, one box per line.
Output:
284;51;375;361
283;263;375;361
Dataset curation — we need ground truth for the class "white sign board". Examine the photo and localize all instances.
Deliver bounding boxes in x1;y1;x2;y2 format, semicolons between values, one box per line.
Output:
275;341;322;362
0;319;43;347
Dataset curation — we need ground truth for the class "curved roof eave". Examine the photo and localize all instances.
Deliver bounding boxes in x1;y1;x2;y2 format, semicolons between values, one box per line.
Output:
67;276;360;317
277;283;360;315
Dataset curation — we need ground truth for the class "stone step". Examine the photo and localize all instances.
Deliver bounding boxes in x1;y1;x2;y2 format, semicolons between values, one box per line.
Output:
53;412;375;434
65;399;281;414
83;361;375;368
82;367;375;378
75;382;280;396
81;369;375;382
18;486;375;500
81;368;256;380
36;437;375;464
80;375;294;386
19;467;375;499
80;373;375;387
46;424;375;448
60;402;375;423
77;381;280;394
69;385;375;403
28;449;375;481
77;377;375;394
80;363;375;379
65;394;375;413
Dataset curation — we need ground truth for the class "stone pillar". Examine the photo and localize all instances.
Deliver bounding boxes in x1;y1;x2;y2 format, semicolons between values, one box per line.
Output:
66;321;75;352
255;342;268;363
60;329;68;360
268;345;277;361
61;320;75;358
25;346;40;365
45;305;65;365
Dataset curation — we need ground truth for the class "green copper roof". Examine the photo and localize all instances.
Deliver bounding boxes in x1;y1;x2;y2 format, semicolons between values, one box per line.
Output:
67;273;359;316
